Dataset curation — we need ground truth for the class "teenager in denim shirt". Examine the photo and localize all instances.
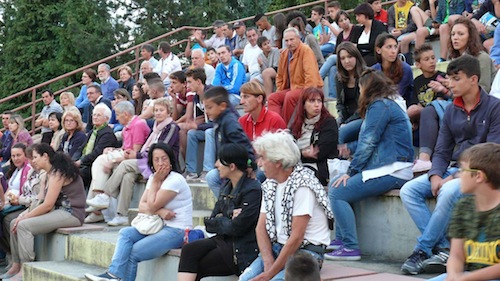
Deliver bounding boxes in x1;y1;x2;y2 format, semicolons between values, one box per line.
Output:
325;69;414;261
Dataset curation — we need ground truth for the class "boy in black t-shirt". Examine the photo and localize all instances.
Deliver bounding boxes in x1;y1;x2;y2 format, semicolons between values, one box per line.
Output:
428;143;500;281
410;44;451;173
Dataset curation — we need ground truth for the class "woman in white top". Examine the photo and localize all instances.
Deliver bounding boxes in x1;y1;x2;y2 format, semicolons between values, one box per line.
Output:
85;142;193;281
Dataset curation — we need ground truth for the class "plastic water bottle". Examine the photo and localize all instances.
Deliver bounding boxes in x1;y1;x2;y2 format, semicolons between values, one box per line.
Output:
183;228;190;245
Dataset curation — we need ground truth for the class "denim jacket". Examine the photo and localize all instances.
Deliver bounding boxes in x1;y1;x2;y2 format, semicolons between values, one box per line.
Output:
348;98;414;176
435;0;466;23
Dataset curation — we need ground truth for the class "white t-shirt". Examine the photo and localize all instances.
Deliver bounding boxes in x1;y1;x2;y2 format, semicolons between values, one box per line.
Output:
203;64;216;85
241;43;263;75
262;26;278;46
153;53;182;87
145;171;193;229
261;180;330;246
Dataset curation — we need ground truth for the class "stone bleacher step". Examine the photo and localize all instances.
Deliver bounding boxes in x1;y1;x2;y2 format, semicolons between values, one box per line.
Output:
67;230;121;268
188;181;217;211
23;260;106;281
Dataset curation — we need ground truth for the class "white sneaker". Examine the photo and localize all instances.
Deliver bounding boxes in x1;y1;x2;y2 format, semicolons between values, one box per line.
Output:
85;205;97;213
86;194;110;210
412;159;432;173
185;172;198;180
107;215;129;226
84;213;104;223
198;171;208;182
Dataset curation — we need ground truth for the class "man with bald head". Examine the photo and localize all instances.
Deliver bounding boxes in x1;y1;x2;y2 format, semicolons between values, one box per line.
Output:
191;49;215;85
267;27;323;123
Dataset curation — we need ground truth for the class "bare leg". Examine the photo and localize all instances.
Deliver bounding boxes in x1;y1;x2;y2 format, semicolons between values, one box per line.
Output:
177;272;197;281
416;27;430;48
439;23;450;59
400;32;417;54
261;68;277;96
484;38;494;53
409;6;430;28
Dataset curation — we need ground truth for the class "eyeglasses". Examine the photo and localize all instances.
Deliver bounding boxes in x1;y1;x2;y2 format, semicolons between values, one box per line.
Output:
458;167;481;173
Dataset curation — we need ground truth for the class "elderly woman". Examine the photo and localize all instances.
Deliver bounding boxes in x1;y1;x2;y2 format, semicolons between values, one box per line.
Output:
86;98;179;226
118;65;136;96
59;110;86;160
75;104;118;193
178;143;261;281
1;143;85;280
84;101;150;223
238;131;333;281
85;143;192;281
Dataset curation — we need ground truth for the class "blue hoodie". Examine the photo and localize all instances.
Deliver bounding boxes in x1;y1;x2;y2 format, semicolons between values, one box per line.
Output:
213;57;246;95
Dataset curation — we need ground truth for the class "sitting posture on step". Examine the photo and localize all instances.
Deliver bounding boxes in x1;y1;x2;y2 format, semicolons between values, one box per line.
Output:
239;131;333;281
3;144;85;281
178;143;261;281
326;68;414;261
85;143;192;281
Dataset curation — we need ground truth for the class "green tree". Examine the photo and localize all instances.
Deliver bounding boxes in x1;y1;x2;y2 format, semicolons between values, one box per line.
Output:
0;0;129;114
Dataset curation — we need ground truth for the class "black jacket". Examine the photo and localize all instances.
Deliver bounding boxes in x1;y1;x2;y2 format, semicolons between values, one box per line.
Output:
351;20;387;66
204;174;261;274
300;116;338;186
77;125;118;166
214;109;255;165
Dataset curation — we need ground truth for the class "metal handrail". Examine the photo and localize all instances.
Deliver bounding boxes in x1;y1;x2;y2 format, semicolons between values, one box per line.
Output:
4;0;396;134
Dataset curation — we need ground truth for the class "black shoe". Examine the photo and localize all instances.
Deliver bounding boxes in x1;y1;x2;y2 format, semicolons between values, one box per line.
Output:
401;250;428;275
423;249;449;273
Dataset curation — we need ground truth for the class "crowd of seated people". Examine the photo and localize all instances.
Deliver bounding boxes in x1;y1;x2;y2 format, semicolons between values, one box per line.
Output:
1;1;500;280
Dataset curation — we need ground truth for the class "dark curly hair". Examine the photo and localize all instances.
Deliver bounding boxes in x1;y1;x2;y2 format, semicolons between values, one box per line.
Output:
147;143;180;174
31;143;80;181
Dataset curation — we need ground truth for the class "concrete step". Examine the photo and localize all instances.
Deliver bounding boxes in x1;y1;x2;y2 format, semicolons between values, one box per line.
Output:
23;260;105;281
189;182;217;211
67;230;121;268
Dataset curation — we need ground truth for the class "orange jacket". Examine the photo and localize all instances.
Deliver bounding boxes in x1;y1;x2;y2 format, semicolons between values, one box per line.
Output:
276;42;323;91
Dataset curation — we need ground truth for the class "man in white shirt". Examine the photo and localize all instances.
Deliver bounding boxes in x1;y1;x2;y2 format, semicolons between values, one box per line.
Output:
241;27;263;80
200;20;226;49
153;41;182;89
191;49;215;85
139;44;158;80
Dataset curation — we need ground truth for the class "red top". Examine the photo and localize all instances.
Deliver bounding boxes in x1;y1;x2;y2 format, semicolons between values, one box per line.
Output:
375;9;388;24
239;107;286;141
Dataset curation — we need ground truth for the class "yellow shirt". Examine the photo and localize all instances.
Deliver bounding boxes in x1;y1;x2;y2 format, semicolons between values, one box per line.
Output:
395;1;414;30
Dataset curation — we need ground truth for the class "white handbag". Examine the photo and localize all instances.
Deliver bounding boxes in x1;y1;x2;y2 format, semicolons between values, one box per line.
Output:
131;213;164;235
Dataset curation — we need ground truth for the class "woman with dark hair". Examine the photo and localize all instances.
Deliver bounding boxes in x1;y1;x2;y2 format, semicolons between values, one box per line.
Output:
273;13;287;49
335;42;368;156
59;110;86;160
325;69;413;260
290;88;338;186
76;68;99;123
0;144;45;267
132;82;149;116
372;33;415;108
447;17;496;92
48;112;64;151
85;143;192;281
2;143;85;280
351;3;387;66
178;143;261;281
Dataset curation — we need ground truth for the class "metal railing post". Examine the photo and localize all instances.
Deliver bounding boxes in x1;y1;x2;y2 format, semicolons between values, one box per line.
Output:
31;89;36;134
134;46;141;80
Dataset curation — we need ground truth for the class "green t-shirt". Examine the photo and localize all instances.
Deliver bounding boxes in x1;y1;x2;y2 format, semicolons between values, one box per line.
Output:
448;196;500;271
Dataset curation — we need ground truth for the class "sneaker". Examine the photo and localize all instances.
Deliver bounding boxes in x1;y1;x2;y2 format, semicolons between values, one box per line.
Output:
422;249;449;273
428;27;436;36
84;213;104;223
438;58;447;63
85;271;120;281
412;159;432;173
86;193;110;210
198;171;208;182
85;205;97;213
185;172;198;180
324;247;361;261
401;250;428;275
107;215;129;226
326;239;343;250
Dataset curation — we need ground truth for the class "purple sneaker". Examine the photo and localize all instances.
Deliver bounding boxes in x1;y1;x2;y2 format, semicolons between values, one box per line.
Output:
326;239;343;250
324;247;361;261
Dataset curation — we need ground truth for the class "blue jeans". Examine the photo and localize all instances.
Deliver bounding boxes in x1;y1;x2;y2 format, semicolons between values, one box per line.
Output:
319;55;337;98
400;168;461;257
108;225;184;281
428;273;500;281
186;128;215;173
238;243;324;281
329;173;408;249
206;168;221;198
229;94;241;108
338;119;363;145
320;43;336;57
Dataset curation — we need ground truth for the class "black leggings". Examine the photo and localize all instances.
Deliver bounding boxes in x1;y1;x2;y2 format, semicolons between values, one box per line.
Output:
178;237;237;281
